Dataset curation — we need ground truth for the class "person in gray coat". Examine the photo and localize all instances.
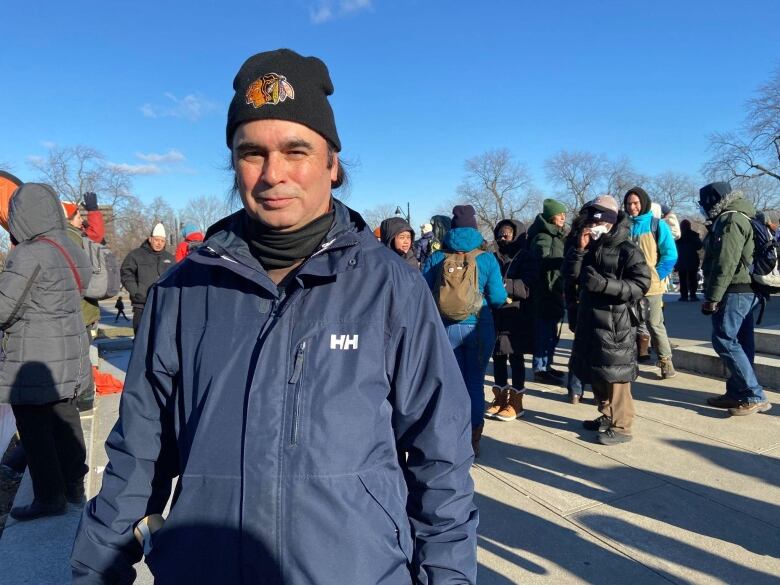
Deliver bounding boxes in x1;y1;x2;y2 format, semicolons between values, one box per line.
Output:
0;183;93;520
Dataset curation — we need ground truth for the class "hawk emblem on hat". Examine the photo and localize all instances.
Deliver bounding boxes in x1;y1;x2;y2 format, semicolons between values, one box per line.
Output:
245;73;295;108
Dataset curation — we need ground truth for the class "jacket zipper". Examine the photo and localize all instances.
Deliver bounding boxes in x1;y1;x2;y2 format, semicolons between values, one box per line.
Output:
288;341;306;445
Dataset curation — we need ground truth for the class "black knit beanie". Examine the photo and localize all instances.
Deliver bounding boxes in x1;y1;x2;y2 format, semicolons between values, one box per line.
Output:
698;181;732;213
226;49;341;151
451;205;478;229
624;187;651;215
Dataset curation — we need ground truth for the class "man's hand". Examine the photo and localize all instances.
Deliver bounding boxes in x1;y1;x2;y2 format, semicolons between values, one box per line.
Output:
582;265;607;293
701;300;720;315
82;192;98;211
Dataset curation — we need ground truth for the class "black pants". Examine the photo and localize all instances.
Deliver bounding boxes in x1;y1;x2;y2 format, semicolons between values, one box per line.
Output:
115;308;128;322
679;269;699;300
493;353;526;389
132;305;144;334
12;398;87;503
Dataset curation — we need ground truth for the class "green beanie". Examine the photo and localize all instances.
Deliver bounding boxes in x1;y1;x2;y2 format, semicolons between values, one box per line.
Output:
542;198;567;220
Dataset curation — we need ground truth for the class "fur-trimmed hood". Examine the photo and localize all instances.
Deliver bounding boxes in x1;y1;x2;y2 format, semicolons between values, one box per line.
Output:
706;190;756;221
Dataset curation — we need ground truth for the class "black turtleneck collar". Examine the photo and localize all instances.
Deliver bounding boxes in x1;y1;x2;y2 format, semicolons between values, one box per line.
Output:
245;209;335;270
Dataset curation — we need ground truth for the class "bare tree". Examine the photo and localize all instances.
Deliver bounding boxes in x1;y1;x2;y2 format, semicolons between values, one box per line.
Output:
650;171;698;215
544;150;607;212
29;145;138;211
604;157;647;201
456;148;537;231
733;174;780;213
704;65;780;182
181;194;229;233
359;204;398;231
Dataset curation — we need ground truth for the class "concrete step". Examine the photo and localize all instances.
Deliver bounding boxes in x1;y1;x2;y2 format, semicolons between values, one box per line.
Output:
674;343;780;389
755;327;780;357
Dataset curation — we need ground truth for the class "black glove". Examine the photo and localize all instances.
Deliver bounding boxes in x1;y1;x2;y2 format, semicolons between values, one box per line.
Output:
701;300;720;315
83;192;98;211
582;265;607;293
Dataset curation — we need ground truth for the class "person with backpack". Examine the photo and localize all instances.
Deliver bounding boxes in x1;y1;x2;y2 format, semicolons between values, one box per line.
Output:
423;204;507;456
484;219;533;422
675;220;704;301
63;193;105;330
563;196;651;445
379;216;418;269
699;181;772;416
0;183;93;520
120;223;174;334
624;187;678;379
527;198;567;385
175;223;205;262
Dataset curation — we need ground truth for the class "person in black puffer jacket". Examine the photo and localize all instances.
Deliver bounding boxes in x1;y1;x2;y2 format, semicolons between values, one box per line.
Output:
485;219;534;422
380;216;418;269
563;196;650;445
120;223;175;333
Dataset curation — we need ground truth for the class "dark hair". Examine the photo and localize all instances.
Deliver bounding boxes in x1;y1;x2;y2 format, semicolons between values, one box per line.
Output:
227;142;348;209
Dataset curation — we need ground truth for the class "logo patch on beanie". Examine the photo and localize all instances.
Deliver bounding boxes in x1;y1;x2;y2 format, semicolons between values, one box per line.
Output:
245;73;295;108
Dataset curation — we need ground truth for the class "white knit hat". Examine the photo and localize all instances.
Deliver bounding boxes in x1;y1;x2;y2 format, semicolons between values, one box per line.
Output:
151;223;166;238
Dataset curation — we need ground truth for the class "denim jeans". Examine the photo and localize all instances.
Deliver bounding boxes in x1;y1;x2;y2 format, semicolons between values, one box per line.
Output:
567;370;584;397
711;293;766;404
533;318;560;372
446;320;496;428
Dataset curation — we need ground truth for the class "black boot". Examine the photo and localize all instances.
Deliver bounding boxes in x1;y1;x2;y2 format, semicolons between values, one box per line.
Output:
10;498;67;521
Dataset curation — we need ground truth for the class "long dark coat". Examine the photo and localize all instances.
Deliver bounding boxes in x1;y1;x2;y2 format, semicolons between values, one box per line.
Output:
563;215;651;384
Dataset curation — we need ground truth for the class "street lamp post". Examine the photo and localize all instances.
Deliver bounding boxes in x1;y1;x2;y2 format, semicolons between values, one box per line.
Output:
394;202;411;226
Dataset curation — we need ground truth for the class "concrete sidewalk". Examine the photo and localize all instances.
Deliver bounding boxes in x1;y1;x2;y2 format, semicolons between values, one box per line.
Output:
1;303;778;584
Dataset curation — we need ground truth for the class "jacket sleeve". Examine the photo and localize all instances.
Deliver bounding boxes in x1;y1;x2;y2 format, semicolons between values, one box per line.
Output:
655;220;678;281
704;215;751;303
0;247;40;329
421;251;443;291
120;252;140;303
84;210;106;243
602;247;651;302
387;277;478;585
71;286;180;584
482;253;508;307
562;246;585;285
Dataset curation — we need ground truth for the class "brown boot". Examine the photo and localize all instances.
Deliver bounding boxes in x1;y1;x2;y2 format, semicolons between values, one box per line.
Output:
637;334;651;363
494;388;525;421
658;357;677;379
484;385;507;419
471;425;484;458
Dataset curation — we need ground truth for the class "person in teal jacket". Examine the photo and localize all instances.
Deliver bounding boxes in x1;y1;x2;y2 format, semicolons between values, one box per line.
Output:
423;205;507;456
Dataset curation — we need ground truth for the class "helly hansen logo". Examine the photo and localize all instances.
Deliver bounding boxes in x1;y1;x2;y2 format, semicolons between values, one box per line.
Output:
330;334;359;350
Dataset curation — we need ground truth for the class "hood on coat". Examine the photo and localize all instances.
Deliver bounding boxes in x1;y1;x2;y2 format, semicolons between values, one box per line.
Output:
379;217;415;249
706;190;756;221
527;213;563;242
8;183;67;243
493;219;527;257
442;227;485;252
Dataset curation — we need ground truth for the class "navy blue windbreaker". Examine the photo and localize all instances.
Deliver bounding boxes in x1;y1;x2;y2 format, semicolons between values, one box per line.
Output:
71;200;478;584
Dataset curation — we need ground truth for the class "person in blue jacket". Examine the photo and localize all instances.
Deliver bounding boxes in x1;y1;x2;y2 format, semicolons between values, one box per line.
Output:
423;205;507;457
71;49;478;585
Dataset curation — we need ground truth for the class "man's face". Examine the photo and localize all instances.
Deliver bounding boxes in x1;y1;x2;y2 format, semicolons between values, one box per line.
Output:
148;236;166;252
232;119;338;231
497;226;514;242
394;231;412;254
626;194;642;217
551;212;566;228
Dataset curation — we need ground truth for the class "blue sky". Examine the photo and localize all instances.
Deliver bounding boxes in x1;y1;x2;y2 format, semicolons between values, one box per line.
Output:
1;0;778;228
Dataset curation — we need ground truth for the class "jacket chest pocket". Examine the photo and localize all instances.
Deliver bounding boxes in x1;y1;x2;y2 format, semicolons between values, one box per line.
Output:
288;340;307;446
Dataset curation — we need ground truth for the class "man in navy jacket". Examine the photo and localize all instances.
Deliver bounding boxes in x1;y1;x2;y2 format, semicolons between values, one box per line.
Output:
71;49;478;584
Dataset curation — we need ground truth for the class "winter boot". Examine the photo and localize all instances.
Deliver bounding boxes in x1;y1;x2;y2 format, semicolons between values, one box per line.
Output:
484;385;507;420
471;425;484;458
494;388;525;421
658;357;677;379
637;334;651;363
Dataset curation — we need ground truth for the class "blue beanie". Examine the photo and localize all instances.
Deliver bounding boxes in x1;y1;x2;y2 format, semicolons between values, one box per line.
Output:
181;223;199;238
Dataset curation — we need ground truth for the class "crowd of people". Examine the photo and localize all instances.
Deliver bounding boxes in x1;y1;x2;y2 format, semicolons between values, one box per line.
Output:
0;47;775;584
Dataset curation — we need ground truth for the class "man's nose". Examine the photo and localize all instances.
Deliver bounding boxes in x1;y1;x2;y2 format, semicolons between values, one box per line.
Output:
262;153;285;185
